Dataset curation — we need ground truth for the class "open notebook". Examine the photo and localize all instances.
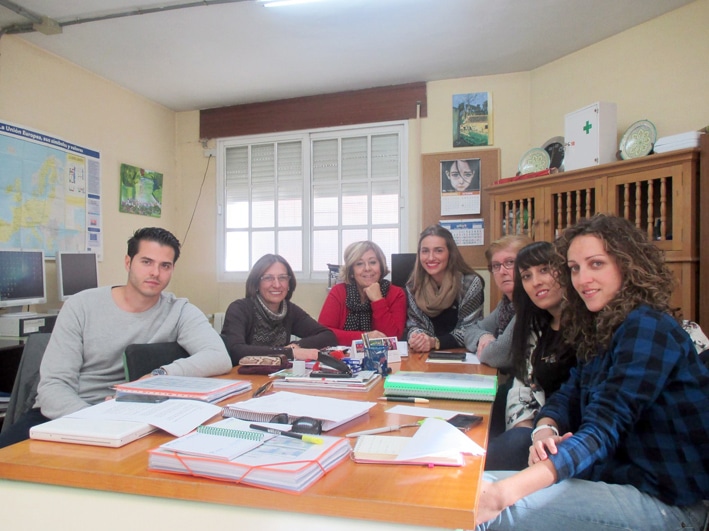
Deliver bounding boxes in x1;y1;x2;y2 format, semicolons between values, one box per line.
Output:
30;417;156;448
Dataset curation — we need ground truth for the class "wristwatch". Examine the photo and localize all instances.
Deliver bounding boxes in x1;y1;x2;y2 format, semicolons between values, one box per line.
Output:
151;367;168;376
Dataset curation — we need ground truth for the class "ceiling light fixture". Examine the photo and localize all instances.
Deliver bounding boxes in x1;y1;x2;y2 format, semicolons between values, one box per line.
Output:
258;0;329;7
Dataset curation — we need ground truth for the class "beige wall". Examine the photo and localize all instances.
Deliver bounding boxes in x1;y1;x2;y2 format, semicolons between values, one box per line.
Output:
2;0;706;319
0;36;177;313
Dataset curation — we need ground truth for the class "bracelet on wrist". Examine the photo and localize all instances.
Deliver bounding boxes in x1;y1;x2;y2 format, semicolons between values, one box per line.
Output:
531;424;559;442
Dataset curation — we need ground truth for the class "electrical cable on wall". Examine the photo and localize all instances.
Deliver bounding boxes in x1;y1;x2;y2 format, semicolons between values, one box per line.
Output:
182;154;212;248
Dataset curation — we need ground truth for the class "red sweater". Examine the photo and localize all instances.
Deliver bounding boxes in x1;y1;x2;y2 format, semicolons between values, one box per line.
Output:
317;282;407;344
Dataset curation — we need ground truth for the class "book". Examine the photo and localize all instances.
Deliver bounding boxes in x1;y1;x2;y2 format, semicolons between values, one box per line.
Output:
30;417;156;448
271;369;381;392
222;391;376;431
352;417;484;466
148;420;352;493
113;375;252;403
383;371;497;402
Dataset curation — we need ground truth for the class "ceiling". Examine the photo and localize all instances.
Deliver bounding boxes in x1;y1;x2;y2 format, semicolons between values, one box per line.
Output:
0;0;695;112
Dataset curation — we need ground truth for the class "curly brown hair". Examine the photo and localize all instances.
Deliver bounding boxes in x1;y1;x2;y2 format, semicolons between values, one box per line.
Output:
553;214;677;361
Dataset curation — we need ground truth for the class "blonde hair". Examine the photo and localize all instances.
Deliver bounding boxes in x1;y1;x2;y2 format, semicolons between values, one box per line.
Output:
484;234;533;266
339;241;390;284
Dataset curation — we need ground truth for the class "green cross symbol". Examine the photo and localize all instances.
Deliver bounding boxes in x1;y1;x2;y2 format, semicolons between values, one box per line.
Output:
583;121;592;134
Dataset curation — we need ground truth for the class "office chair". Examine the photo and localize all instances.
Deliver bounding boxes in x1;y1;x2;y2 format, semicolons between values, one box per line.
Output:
1;332;51;434
123;342;189;381
390;253;417;288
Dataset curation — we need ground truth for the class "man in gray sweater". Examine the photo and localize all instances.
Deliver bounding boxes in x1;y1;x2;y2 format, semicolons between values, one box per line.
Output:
0;227;232;448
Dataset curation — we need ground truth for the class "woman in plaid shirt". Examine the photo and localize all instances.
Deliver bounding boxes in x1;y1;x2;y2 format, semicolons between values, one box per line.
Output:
476;214;709;530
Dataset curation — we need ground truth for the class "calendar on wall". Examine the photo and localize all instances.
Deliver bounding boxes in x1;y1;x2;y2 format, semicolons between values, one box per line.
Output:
439;219;484;247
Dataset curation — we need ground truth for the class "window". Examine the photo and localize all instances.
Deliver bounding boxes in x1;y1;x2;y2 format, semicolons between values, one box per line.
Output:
216;122;407;281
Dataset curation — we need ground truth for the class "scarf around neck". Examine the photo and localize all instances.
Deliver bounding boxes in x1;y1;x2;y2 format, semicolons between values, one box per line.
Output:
496;295;515;336
343;279;391;331
414;270;459;318
252;294;289;347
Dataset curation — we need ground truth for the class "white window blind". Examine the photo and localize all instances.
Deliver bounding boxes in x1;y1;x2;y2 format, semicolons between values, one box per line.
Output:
217;122;407;281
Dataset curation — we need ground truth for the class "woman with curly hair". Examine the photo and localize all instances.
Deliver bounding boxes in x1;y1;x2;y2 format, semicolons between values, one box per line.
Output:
405;224;484;353
476;214;709;530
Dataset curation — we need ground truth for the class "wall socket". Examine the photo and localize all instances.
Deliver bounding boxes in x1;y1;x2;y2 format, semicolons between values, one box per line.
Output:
203;148;216;158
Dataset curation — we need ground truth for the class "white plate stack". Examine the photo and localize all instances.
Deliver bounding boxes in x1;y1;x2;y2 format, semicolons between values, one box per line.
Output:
653;131;704;153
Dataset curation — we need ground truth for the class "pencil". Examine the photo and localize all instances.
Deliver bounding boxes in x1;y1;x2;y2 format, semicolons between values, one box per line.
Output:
377;397;429;404
249;423;323;444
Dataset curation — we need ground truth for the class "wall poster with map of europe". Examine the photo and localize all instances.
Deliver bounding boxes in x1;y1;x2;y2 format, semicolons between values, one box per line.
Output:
0;119;102;260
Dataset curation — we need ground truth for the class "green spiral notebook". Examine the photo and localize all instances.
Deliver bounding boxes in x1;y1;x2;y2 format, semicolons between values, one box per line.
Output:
383;371;497;402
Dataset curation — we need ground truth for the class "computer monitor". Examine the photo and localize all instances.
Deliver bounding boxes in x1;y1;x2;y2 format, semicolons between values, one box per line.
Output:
390;253;417;288
57;251;99;302
0;248;47;314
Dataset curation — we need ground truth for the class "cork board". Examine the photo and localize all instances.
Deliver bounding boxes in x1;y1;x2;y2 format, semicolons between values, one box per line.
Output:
421;149;500;269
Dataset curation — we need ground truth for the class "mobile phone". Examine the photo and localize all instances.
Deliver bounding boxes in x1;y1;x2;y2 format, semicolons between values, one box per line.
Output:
428;350;466;361
115;394;168;403
447;413;483;431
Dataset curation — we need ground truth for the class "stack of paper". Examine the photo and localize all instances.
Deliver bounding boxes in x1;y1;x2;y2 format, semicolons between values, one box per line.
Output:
222;391;376;431
271;369;381;392
113;375;252;403
149;418;352;493
653;131;704;153
384;371;497;402
352;417;485;466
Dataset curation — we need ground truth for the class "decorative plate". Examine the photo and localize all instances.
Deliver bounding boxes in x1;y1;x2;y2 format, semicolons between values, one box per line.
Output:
542;136;565;171
518;147;551;175
619;119;656;160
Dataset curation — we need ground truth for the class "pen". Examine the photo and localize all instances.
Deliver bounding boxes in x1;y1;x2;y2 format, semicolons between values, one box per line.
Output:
378;397;429;403
249;423;323;444
252;381;273;398
346;422;422;437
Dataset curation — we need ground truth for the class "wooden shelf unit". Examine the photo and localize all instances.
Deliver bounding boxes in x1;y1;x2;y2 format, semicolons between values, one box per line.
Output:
486;148;700;321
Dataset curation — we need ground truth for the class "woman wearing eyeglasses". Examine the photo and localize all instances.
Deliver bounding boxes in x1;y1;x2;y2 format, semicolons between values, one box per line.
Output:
406;225;484;353
318;241;406;344
465;235;532;370
221;254;336;365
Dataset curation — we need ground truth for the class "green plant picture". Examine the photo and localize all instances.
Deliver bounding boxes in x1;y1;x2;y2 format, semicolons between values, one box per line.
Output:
119;163;163;217
452;92;492;147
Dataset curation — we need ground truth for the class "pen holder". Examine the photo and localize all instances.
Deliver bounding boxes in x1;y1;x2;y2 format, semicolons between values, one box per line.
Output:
362;344;389;376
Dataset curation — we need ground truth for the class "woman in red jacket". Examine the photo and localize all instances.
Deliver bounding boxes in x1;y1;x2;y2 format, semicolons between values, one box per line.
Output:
318;241;406;345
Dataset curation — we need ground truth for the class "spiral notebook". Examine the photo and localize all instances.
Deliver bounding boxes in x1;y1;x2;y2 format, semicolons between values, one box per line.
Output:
158;418;276;460
383;371;497;402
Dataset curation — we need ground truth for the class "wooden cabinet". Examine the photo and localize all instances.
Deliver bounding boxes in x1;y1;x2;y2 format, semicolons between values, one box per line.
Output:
486;148;700;321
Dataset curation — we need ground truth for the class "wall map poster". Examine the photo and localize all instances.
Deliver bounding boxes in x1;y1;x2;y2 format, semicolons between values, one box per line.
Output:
0;119;102;259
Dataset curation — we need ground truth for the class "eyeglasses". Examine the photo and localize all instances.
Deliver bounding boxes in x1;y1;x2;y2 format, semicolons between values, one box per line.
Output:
489;259;515;273
268;413;323;435
260;274;291;284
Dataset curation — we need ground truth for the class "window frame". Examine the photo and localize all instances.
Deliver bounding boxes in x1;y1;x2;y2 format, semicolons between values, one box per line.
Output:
215;121;409;283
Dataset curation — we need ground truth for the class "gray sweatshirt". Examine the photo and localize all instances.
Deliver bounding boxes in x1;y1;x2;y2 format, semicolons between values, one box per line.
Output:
36;286;232;419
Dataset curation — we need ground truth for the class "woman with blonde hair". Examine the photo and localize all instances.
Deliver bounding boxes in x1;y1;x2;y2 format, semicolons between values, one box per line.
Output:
318;241;406;344
465;234;532;370
406;224;484;352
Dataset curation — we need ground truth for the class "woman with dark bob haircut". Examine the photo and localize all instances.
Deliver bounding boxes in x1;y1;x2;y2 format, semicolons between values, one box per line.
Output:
475;214;709;530
221;254;336;365
405;224;484;352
